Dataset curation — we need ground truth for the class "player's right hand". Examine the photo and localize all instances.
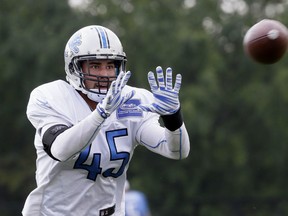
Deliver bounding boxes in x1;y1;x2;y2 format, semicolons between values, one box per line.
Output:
96;71;135;119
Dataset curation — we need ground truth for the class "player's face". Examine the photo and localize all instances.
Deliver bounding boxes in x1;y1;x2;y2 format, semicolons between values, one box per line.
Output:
82;60;116;90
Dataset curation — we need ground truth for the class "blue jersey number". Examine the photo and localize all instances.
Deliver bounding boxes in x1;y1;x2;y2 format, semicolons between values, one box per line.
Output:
73;129;130;181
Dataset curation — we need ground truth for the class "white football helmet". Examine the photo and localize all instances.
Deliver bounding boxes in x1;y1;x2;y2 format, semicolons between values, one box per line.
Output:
64;25;126;102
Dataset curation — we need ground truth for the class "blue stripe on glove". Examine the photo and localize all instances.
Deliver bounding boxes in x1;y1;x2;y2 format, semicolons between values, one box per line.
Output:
138;66;182;115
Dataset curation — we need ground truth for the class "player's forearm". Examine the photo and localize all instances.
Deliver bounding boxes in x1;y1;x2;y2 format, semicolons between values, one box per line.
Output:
161;108;190;159
50;111;105;161
138;122;190;160
164;123;190;159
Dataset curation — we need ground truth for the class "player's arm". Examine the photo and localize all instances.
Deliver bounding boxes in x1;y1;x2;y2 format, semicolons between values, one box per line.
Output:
137;114;190;159
30;72;134;162
42;111;105;161
137;66;190;159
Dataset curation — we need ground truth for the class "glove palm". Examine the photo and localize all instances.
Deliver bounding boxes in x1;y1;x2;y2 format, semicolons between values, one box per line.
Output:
139;66;182;115
96;71;135;119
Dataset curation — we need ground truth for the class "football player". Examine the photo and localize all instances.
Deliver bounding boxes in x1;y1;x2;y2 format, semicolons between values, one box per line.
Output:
22;25;190;216
125;180;151;216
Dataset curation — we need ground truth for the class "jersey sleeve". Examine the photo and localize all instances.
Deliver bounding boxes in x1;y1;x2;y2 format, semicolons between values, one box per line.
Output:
27;87;72;137
135;114;190;160
27;83;106;161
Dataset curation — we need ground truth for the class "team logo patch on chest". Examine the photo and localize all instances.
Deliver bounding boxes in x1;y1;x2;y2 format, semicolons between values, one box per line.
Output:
117;99;143;118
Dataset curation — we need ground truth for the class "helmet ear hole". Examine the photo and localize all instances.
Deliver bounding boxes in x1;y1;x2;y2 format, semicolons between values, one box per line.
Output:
68;63;75;74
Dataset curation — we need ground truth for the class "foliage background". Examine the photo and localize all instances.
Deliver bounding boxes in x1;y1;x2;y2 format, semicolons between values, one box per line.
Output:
1;0;288;215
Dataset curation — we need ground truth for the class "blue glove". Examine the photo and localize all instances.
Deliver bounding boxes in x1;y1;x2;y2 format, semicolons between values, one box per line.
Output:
139;66;182;115
96;71;135;119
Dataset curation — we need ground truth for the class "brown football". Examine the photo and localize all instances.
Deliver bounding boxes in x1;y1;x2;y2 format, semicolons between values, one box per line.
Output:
243;19;288;64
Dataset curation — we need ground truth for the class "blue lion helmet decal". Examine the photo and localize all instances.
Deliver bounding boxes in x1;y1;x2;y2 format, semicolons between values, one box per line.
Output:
69;33;82;54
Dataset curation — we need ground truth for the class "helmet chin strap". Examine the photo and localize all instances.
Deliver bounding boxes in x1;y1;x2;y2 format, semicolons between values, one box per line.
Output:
87;92;106;103
87;89;107;103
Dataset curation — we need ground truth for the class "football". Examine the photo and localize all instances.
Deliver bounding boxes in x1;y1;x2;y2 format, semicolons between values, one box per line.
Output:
243;19;288;64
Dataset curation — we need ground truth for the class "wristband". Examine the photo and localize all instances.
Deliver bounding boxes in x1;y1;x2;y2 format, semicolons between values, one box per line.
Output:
161;108;183;131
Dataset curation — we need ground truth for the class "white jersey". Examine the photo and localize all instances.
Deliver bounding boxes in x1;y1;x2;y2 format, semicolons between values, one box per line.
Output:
22;80;190;216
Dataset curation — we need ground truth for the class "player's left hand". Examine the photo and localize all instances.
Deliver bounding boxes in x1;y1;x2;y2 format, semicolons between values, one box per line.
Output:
138;66;182;115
